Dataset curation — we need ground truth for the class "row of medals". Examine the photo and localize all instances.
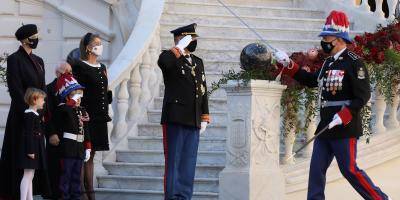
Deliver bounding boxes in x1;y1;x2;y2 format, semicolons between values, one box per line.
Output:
323;75;343;95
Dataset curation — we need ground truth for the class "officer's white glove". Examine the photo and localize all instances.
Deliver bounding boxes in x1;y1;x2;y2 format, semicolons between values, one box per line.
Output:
200;121;208;135
328;114;343;129
176;35;193;54
84;149;91;162
273;50;290;67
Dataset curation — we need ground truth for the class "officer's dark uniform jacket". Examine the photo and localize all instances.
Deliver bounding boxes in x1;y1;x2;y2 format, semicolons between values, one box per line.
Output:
54;104;91;159
158;50;210;128
293;49;370;139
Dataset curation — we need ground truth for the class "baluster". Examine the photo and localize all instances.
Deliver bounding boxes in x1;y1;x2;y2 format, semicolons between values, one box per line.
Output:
359;0;372;11
107;100;114;147
386;0;398;19
387;84;400;129
283;117;296;165
374;0;386;19
112;79;129;140
127;63;142;122
305;102;317;158
149;30;162;101
139;51;152;108
373;87;387;133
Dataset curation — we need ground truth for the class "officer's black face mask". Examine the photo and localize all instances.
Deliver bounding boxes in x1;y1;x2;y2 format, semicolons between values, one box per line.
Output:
28;38;39;49
320;38;337;54
186;40;197;52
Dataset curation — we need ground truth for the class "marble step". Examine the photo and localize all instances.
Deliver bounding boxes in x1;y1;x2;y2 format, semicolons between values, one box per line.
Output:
103;162;224;178
160;12;325;30
166;0;295;7
95;188;218;200
138;123;227;139
116;150;226;165
284;131;400;182
153;97;227;111
285;133;400;193
283;125;398;175
201;60;240;72
164;2;324;19
97;175;219;193
161;36;319;54
147;110;228;125
128;136;226;151
161;23;322;41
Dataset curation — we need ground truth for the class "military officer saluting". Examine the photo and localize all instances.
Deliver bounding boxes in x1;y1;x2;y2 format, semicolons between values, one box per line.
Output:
275;11;390;200
158;23;210;200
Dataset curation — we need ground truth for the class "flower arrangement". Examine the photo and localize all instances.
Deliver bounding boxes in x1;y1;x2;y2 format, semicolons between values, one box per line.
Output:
349;20;400;102
278;49;328;136
210;48;328;138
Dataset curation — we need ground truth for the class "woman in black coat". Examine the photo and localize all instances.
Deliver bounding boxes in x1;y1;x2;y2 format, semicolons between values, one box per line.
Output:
0;24;50;199
71;32;112;200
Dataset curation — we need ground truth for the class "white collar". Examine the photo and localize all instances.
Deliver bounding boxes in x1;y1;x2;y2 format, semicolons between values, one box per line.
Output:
333;48;347;61
82;60;101;68
25;109;39;116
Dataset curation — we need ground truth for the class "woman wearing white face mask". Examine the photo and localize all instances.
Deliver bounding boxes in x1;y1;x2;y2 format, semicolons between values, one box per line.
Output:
71;32;112;200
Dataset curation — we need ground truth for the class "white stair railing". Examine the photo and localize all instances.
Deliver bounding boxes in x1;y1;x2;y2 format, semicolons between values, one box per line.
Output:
104;0;165;162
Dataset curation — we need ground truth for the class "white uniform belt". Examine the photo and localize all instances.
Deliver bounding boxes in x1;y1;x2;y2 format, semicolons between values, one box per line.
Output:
63;132;84;142
321;100;351;108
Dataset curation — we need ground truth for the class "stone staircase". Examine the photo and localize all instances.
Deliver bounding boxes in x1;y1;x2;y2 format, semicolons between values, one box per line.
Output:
96;0;329;199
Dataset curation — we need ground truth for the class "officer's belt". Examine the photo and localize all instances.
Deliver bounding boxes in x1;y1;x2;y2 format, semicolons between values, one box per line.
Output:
63;132;84;142
321;100;351;108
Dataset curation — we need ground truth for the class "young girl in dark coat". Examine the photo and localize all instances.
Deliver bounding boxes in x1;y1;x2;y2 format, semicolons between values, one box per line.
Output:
18;88;47;200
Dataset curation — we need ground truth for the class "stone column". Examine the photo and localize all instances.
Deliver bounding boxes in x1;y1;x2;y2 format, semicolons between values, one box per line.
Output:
219;80;286;200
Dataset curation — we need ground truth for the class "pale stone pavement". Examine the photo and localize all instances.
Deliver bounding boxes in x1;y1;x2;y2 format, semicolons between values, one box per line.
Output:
286;157;400;200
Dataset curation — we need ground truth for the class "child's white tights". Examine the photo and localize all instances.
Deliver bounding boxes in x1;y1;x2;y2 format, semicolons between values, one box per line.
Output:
20;169;35;200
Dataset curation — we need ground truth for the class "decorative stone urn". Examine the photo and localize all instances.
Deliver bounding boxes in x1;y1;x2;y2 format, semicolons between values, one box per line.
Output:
219;80;286;200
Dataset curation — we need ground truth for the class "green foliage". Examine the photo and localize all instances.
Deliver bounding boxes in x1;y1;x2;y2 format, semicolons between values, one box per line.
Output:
369;49;400;103
209;68;320;138
361;103;372;143
208;68;275;96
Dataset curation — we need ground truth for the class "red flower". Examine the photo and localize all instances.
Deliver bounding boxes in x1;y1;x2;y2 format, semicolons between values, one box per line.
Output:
378;30;388;38
354;35;366;45
394;43;400;52
390;32;400;43
376;51;385;64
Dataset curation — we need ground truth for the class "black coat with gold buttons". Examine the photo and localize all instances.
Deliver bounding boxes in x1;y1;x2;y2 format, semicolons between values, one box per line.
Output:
72;60;111;123
293;49;370;139
158;50;210;128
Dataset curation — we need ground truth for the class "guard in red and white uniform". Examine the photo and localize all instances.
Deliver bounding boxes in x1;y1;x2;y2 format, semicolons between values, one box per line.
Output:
275;10;390;200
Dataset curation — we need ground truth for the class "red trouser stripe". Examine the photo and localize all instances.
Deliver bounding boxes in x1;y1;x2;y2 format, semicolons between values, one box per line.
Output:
162;124;168;195
349;138;381;200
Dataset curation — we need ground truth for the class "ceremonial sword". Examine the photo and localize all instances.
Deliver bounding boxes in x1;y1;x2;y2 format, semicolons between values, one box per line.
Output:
285;124;330;161
215;0;286;81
